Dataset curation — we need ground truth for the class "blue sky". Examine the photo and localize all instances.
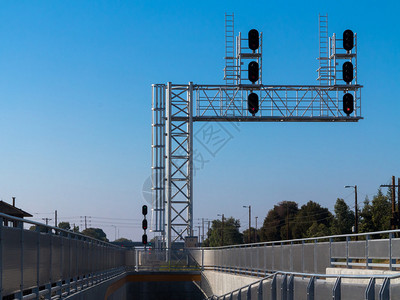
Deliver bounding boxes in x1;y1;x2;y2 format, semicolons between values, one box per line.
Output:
0;0;399;241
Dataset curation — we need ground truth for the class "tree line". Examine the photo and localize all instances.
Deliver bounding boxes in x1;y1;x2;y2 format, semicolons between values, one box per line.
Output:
202;188;392;247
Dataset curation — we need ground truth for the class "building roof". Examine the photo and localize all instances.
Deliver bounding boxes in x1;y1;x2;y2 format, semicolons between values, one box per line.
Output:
0;200;33;218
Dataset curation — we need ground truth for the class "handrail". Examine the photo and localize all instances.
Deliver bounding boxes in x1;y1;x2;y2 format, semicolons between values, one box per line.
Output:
209;269;400;300
199;228;400;250
0;212;122;248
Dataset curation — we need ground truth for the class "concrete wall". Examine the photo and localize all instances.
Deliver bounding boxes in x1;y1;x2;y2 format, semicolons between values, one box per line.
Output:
201;270;260;297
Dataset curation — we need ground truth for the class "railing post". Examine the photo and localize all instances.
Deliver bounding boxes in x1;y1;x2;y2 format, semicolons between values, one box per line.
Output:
257;279;263;300
290;242;293;271
379;278;390;299
329;237;332;267
365;278;375;300
332;277;341;300
281;274;287;300
314;239;317;273
302;240;304;274
271;274;277;300
288;274;294;300
346;236;349;268
19;220;24;299
0;217;3;300
307;276;315;300
389;233;393;271
201;248;204;271
247;284;251;300
365;235;370;269
35;225;41;300
67;232;71;295
49;227;52;294
272;243;275;271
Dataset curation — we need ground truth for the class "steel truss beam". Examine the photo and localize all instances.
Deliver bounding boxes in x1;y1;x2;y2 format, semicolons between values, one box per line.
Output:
152;82;362;249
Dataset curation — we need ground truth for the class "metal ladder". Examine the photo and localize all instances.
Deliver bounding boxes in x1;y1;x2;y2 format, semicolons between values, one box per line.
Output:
317;14;330;86
224;13;236;85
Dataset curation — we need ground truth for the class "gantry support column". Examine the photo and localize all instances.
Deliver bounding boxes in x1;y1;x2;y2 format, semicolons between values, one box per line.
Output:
165;82;194;251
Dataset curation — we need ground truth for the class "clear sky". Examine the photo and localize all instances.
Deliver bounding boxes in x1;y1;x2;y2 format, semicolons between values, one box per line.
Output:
0;0;399;241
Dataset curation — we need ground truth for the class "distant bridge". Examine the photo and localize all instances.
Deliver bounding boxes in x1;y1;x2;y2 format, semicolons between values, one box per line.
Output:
1;212;399;299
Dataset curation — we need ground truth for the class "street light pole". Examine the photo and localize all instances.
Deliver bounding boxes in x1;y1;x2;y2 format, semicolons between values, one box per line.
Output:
345;185;358;240
243;205;251;243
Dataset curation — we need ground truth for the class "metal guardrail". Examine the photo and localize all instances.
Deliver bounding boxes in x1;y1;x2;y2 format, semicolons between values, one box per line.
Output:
190;229;400;275
207;271;400;300
0;212;128;299
134;248;201;272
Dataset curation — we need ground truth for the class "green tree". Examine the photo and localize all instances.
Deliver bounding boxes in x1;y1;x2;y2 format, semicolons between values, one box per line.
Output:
29;225;47;232
370;189;391;232
242;227;260;244
359;197;374;233
58;222;71;230
114;238;132;243
81;228;108;242
259;201;299;242
292;200;333;239
202;217;243;247
306;222;331;238
331;198;355;235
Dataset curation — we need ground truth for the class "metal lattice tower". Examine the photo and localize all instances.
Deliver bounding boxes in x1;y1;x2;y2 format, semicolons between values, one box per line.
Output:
151;15;363;251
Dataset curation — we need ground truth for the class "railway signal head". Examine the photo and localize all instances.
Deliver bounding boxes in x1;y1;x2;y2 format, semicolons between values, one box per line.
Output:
248;29;259;51
142;205;148;216
342;61;353;83
247;93;259;116
142;219;148;230
343;93;354;116
142;234;147;245
343;29;354;51
248;61;259;83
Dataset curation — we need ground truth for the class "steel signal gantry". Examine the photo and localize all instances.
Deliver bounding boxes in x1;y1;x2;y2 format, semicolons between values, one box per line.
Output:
151;14;363;250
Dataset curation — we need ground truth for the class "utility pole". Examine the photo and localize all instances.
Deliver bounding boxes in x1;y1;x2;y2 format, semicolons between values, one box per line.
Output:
42;218;52;226
345;185;358;240
55;210;57;227
85;216;87;230
381;176;400;230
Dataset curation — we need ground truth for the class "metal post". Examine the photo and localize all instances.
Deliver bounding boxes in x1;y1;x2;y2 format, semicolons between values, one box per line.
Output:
188;82;194;237
355;185;358;240
19;220;24;299
165;82;172;254
365;278;375;300
389;232;393;271
366;235;370;269
379;278;390;299
36;225;41;300
258;280;263;300
307;276;315;300
0;217;3;300
288;275;294;300
271;274;277;300
333;277;341;300
281;274;287;300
